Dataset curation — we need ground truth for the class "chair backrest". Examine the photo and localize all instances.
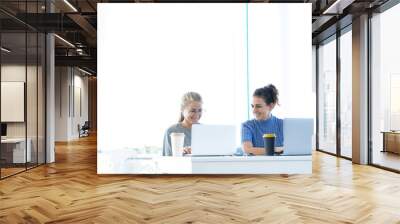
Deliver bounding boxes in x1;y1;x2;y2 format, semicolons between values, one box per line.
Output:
82;121;90;129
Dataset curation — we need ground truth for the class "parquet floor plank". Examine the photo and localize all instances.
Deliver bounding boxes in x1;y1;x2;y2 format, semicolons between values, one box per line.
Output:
1;134;400;223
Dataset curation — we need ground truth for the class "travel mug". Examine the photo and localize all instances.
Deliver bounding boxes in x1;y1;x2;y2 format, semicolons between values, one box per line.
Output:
263;133;276;156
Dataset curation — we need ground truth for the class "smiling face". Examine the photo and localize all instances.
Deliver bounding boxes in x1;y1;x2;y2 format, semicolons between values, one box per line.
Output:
182;101;202;124
252;96;275;120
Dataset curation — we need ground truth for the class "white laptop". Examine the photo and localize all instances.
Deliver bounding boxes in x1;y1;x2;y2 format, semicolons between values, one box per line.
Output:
282;118;314;156
190;124;236;156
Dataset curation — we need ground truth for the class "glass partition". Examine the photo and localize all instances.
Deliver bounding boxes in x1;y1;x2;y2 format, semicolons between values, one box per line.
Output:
38;32;45;165
1;31;28;177
0;1;46;179
27;31;38;169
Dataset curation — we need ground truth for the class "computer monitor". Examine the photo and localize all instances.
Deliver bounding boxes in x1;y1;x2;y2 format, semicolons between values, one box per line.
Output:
1;123;7;137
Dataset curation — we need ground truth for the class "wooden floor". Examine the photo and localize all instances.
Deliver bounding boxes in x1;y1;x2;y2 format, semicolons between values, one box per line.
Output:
0;167;26;178
1;163;44;178
1;135;400;223
373;151;400;171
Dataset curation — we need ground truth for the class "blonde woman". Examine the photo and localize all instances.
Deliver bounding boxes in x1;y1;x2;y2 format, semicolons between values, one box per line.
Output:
162;92;203;156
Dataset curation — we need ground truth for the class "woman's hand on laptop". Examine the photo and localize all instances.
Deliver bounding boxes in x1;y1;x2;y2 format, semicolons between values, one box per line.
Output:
275;146;284;153
183;147;192;155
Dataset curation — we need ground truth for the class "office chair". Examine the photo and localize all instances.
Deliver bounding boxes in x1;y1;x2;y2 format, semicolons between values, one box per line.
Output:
79;121;90;138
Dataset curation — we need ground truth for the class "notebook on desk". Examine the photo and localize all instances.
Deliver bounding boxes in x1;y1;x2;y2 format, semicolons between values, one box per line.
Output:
190;124;237;156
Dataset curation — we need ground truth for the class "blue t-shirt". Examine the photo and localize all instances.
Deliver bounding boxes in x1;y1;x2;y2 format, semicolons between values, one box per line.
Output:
241;115;284;147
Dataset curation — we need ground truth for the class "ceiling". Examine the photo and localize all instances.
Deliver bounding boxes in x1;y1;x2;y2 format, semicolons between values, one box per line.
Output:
0;0;392;75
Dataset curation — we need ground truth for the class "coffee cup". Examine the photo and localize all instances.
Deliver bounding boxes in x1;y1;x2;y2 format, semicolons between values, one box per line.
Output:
263;133;275;156
170;132;185;156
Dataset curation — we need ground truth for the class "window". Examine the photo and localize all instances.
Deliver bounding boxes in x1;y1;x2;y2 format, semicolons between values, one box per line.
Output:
318;36;337;154
371;3;400;171
340;28;352;158
248;5;314;120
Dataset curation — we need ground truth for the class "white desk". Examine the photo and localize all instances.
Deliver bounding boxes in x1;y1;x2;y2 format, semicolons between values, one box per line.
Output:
98;150;312;174
1;138;31;163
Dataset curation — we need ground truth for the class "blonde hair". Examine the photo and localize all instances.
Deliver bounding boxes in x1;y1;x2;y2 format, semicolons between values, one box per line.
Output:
179;92;202;122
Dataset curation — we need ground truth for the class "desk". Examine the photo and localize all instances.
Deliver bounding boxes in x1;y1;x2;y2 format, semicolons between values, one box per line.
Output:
98;150;312;174
1;138;31;163
381;131;400;154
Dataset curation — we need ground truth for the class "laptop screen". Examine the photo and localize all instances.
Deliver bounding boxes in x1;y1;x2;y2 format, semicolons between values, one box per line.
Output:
283;118;314;155
191;124;236;156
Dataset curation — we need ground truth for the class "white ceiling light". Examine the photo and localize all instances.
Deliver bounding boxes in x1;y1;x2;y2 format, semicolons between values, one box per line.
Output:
323;0;355;15
1;47;11;53
54;34;75;48
78;67;93;76
63;0;78;12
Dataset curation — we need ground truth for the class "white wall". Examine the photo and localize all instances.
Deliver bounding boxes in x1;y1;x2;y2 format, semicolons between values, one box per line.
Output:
55;67;89;141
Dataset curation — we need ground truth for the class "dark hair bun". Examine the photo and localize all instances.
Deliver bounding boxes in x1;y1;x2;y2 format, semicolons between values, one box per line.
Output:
253;84;279;105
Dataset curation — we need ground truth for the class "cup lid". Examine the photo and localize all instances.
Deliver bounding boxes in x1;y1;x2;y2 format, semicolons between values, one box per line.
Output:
263;133;276;138
170;132;185;136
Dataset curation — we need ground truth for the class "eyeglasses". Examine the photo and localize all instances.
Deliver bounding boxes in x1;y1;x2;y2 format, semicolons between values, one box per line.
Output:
187;109;203;114
251;104;266;109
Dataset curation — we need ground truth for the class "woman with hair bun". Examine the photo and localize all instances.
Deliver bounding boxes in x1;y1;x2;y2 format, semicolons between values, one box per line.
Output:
241;84;283;155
